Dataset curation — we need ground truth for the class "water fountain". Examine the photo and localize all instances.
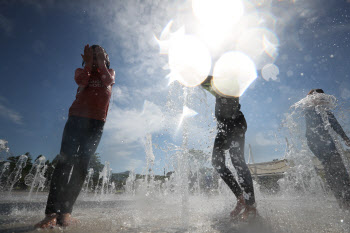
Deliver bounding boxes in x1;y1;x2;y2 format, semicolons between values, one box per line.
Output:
24;156;47;200
143;133;156;196
6;154;28;194
0;162;10;190
124;170;136;195
0;139;10;155
95;161;113;197
1;0;350;231
83;168;94;193
0;140;11;190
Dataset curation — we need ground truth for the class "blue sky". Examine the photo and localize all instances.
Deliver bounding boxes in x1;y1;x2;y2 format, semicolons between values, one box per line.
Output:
0;0;350;174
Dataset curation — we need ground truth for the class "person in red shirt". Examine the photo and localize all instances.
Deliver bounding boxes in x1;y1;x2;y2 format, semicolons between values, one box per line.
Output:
35;44;115;228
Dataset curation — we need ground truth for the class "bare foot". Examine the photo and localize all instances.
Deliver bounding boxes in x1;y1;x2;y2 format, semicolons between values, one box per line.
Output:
34;214;57;229
57;213;80;227
230;195;246;218
241;204;257;221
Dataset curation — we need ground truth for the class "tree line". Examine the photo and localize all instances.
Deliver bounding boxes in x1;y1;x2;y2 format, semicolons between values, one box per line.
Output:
0;153;107;192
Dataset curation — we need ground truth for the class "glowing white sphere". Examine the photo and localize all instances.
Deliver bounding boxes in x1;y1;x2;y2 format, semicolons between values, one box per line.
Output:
168;35;211;87
236;28;279;69
261;63;279;81
213;51;257;97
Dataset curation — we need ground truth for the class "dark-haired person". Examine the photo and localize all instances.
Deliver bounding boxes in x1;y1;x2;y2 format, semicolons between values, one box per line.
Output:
305;89;350;209
201;76;256;220
35;44;115;228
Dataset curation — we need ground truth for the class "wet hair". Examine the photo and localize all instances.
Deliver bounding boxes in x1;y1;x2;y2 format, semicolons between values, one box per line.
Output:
82;44;110;69
307;89;324;95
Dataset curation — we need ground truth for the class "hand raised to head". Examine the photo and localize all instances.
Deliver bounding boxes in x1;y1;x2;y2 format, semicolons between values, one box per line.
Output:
95;47;107;68
81;44;93;68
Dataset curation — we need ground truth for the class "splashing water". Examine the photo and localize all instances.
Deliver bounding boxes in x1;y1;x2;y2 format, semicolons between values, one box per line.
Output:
0;139;9;154
1;89;350;232
0;139;10;164
95;161;114;197
83;168;94;194
0;162;10;190
279;93;341;197
124;170;136;196
6;155;28;194
25;156;47;200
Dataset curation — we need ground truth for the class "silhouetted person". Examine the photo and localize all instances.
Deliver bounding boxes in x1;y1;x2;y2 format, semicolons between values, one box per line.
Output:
201;76;256;220
305;89;350;209
35;44;115;228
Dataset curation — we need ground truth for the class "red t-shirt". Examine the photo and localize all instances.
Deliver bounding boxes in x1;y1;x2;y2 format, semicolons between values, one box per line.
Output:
69;66;115;121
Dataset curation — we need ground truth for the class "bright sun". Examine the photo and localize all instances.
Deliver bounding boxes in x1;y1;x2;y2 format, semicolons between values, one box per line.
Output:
168;35;211;87
192;0;244;27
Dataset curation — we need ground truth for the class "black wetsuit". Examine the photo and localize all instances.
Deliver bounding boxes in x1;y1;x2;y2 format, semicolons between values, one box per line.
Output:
45;116;104;214
202;77;255;206
305;109;350;204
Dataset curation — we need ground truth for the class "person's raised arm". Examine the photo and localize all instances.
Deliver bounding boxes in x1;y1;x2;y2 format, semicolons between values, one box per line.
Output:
74;66;91;87
95;48;115;87
75;44;93;87
201;75;216;97
327;111;350;146
99;65;115;87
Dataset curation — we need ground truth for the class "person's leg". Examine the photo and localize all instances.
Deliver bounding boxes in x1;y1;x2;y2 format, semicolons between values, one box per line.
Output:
323;152;350;207
45;116;82;215
57;117;105;215
308;140;350;207
212;120;246;218
227;114;256;220
212;121;243;198
36;117;82;228
228;114;255;206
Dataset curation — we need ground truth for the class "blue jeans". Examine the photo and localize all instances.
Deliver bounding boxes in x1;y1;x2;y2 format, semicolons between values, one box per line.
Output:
45;116;104;214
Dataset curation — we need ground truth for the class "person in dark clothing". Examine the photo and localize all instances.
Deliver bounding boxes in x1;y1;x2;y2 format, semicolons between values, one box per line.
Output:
35;44;115;228
201;76;256;220
305;89;350;209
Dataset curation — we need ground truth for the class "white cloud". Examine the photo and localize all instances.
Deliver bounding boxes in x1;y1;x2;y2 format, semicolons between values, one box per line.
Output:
0;102;23;125
126;158;144;171
112;86;132;104
100;93;215;172
104;100;165;144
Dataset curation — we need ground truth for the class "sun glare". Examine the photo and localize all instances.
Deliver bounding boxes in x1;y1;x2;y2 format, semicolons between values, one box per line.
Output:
192;0;244;27
236;28;279;69
176;106;198;135
192;0;244;51
168;35;211;87
212;51;257;97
